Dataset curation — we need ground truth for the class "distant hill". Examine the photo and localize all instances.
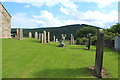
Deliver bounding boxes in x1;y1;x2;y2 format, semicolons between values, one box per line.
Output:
11;24;101;40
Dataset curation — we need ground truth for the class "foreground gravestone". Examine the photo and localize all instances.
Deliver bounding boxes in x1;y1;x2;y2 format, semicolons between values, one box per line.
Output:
29;32;32;38
95;29;104;78
70;34;75;45
17;28;23;40
35;32;38;39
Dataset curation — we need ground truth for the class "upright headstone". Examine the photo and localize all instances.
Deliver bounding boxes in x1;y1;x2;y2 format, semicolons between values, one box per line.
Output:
41;33;44;43
48;32;50;43
53;36;56;42
16;28;19;37
56;38;58;42
29;32;32;38
114;36;120;51
95;29;104;78
18;28;23;40
87;34;91;50
43;31;46;43
35;32;38;39
70;34;75;45
38;33;41;40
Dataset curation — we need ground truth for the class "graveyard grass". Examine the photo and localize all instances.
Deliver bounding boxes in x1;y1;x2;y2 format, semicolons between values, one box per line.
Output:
2;38;119;78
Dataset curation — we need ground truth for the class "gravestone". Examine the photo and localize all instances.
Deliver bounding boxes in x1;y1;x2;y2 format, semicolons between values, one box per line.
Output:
35;32;38;39
95;29;104;78
18;28;23;40
87;34;91;50
58;34;66;47
53;36;56;42
114;36;120;51
38;33;41;40
70;34;75;45
56;38;58;42
48;32;50;43
41;33;44;43
29;32;32;38
43;31;46;43
16;28;19;37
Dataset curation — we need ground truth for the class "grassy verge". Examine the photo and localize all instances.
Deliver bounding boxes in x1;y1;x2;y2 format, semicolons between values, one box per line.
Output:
2;38;118;78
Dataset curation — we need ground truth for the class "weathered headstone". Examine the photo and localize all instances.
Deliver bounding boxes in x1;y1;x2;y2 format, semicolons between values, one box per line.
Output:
18;28;23;40
29;32;32;38
43;31;46;43
16;28;19;38
35;32;38;39
95;29;104;78
56;38;58;42
41;33;44;43
58;34;66;47
48;32;50;43
70;34;75;45
38;33;41;40
53;36;56;43
87;34;91;50
114;36;120;51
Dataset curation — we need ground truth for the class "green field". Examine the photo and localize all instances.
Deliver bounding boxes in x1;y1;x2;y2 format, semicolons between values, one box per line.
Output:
2;38;118;78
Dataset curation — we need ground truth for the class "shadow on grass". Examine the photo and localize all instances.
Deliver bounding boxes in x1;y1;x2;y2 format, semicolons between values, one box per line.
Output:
30;39;40;43
33;68;92;78
69;48;96;51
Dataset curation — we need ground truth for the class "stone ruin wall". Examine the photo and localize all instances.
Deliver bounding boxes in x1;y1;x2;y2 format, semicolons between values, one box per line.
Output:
0;3;12;38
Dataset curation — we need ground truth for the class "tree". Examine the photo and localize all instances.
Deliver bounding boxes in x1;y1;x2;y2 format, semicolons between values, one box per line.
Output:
76;26;97;38
107;23;120;34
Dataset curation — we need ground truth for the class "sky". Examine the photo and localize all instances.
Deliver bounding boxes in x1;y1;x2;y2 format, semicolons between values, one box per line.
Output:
1;0;118;29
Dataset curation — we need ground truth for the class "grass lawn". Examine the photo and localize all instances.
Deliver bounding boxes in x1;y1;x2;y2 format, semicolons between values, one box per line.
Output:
2;38;119;78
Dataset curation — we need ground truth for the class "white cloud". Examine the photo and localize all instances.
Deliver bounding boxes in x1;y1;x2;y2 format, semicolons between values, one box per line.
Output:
12;13;39;28
24;5;30;7
34;10;62;27
1;0;119;8
33;10;117;28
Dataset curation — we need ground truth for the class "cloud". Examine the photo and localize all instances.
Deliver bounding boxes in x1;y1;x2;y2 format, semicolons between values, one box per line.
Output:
34;10;62;27
24;5;30;7
33;10;117;28
1;0;119;8
12;13;39;28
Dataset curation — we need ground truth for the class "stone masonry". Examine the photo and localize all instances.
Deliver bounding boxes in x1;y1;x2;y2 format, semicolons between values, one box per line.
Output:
0;2;12;38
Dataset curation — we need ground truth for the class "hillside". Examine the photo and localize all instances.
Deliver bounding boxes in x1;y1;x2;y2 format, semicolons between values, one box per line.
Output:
11;24;101;40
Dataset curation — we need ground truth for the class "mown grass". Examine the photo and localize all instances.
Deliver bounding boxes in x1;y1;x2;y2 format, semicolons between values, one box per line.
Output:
2;38;118;78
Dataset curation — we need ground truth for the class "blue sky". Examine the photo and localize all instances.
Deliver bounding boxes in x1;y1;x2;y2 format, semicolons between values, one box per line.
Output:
1;0;118;29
